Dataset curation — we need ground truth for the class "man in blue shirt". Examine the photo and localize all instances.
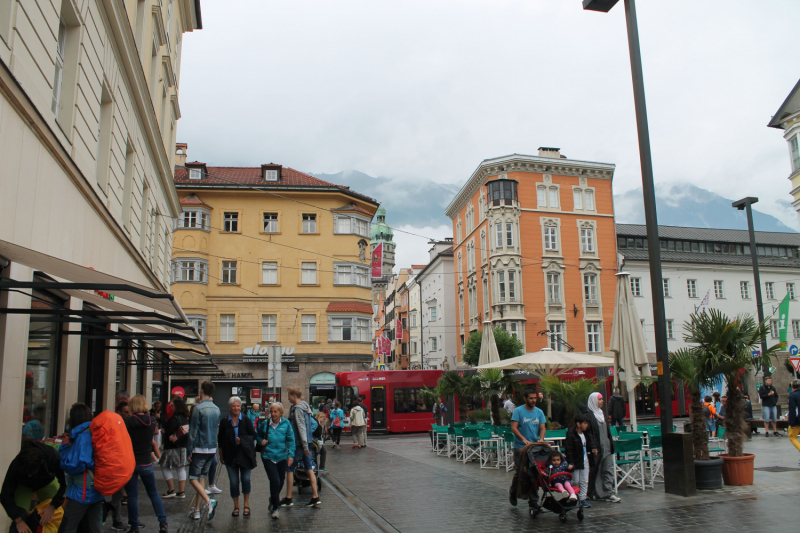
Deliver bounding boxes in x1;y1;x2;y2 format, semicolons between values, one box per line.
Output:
509;390;547;507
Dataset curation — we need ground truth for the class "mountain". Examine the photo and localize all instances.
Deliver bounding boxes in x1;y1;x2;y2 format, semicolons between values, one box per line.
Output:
613;183;797;233
310;170;460;228
312;171;797;235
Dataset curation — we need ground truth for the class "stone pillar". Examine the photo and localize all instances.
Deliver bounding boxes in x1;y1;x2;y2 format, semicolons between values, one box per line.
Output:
144;368;153;405
57;296;83;431
102;324;119;412
0;263;33;533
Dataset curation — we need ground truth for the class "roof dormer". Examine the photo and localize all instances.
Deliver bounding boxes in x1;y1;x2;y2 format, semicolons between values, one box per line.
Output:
184;161;208;180
261;164;282;182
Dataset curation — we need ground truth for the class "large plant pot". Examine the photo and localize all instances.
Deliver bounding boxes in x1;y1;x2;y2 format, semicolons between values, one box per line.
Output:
719;453;755;486
694;457;723;490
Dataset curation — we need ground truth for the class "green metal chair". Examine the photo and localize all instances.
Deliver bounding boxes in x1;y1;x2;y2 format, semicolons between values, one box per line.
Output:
477;429;501;469
709;426;727;455
613;436;646;492
461;428;482;463
645;434;664;487
433;425;449;455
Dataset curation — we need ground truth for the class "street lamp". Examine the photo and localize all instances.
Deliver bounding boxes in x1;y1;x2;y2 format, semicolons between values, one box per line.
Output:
583;0;691;496
732;197;768;373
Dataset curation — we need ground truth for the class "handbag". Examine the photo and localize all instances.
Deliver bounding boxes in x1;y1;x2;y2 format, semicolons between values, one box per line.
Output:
169;417;189;443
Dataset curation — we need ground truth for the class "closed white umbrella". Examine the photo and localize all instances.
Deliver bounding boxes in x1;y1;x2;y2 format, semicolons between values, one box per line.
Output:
609;271;652;431
477;321;501;367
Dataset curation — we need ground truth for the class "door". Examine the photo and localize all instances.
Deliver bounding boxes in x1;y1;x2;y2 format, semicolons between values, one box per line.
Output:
371;386;386;430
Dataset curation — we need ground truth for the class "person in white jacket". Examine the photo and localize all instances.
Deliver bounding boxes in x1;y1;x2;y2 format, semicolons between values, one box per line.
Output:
350;398;367;448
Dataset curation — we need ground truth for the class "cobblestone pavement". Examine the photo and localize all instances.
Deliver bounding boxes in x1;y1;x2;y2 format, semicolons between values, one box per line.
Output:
105;430;800;533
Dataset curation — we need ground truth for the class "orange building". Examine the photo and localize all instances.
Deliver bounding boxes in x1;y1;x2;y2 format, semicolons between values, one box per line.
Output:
445;148;617;359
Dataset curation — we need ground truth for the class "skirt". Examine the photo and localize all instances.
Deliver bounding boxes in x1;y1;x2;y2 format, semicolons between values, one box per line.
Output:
160;447;188;469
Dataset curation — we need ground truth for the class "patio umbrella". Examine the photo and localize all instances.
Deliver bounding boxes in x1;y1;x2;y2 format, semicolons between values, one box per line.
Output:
609;271;652;431
477;321;501;367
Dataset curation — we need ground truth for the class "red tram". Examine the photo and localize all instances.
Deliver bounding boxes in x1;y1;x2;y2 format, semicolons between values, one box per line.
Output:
335;370;444;433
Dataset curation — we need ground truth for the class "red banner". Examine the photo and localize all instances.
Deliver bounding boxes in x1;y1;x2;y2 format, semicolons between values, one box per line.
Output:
371;242;383;279
396;318;403;340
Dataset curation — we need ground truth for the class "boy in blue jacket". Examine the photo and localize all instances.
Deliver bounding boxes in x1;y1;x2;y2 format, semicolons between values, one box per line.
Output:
58;403;105;533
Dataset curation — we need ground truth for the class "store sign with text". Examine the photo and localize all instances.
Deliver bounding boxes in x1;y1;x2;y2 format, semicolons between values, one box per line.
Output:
242;345;296;363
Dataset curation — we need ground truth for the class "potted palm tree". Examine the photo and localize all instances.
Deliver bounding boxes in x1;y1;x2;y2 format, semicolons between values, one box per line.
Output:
538;376;605;428
438;371;480;423
679;310;780;486
474;369;521;425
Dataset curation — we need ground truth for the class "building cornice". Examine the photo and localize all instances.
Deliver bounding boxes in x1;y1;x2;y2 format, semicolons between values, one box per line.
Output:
445;154;615;219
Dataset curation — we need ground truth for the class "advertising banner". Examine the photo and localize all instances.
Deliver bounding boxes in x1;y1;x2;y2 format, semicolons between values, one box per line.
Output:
371;242;383;279
778;293;790;345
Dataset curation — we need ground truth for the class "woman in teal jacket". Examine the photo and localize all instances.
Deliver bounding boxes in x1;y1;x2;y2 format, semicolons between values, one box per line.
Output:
256;402;295;519
58;403;105;533
328;401;345;448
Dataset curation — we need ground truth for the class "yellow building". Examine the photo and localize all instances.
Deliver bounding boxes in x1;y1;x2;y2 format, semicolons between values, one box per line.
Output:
171;150;379;406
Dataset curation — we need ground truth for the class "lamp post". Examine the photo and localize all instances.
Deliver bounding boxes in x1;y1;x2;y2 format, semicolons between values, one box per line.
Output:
732;197;768;373
582;0;672;434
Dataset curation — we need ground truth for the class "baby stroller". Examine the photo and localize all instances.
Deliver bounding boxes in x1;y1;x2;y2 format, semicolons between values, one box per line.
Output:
527;443;583;524
293;440;323;495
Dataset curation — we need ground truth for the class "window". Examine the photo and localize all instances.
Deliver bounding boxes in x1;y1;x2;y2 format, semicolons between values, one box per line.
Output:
584;190;594;211
172;259;207;283
301;315;316;342
508;271;516;302
544;226;558;251
430;337;438;351
508;322;518;339
302;214;317;233
481;231;487;262
301;262;317;285
573;189;583;210
264;169;278;181
456;220;462;243
765;282;774;299
714;280;725;299
740;281;750;299
261;315;277;342
788;283;796;300
336;216;351;234
793;320;800;339
331;317;370;342
429;306;437;321
548;188;559;209
770;320;779;339
457;252;462;281
180;210;208;230
262;262;278;285
487;180;517;206
189;168;201;180
189;316;206;341
506;223;514;247
52;18;67;114
666;319;674;339
220;314;235;342
223;212;239;232
353;218;369;236
335;264;370;287
587;323;601;352
393;388;431;414
630;277;642;297
336;265;351;285
410;313;417;328
547;272;560;304
495;222;503;248
584;274;597;304
498;271;506;302
537;186;547;207
549;322;563;351
687;279;698;298
459;293;464;323
483;278;489;313
663;278;671;297
263;213;278;232
580;227;595;253
791;135;800;172
221;261;237;284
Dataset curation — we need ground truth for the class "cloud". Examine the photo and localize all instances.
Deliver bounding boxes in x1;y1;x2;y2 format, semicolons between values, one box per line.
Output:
391;225;452;271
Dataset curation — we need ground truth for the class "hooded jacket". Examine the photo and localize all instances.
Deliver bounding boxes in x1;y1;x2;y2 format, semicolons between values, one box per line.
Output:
1;441;66;521
256;417;295;463
125;413;158;465
608;393;626;420
246;408;260;429
59;422;105;505
289;400;314;451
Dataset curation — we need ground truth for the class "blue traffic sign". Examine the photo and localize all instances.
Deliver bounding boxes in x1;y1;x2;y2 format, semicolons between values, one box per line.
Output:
790;345;799;356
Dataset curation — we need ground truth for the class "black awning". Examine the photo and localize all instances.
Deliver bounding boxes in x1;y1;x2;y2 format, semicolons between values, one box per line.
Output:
120;342;224;377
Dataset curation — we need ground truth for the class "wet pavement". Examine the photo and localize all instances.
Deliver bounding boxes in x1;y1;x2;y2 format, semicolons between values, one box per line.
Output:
106;428;800;533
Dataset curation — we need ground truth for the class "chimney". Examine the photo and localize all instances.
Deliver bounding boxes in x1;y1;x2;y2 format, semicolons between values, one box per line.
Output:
538;147;561;158
175;143;188;167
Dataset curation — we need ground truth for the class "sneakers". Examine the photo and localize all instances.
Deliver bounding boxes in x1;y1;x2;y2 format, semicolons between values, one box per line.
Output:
305;497;321;508
111;523;126;531
125;528;138;533
207;499;218;519
509;488;518;507
159;524;168;533
268;502;274;513
279;498;293;507
773;432;781;436
162;490;176;499
580;500;591;508
271;509;280;519
569;494;578;501
765;432;770;437
605;495;621;503
205;486;222;494
189;511;200;521
561;490;570;498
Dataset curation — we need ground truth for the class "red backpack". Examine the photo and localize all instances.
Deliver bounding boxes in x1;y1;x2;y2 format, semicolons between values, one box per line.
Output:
90;411;135;496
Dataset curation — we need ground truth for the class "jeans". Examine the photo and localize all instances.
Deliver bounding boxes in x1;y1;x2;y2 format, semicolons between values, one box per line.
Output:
125;464;167;527
262;458;288;510
705;419;716;434
330;427;342;445
109;489;124;524
610;418;625;428
225;464;252;498
763;406;778;423
571;467;589;501
351;425;367;446
188;453;215;481
57;499;102;533
209;454;218;484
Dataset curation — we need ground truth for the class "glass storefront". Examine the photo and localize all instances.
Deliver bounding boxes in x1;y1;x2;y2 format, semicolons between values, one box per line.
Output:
22;290;63;439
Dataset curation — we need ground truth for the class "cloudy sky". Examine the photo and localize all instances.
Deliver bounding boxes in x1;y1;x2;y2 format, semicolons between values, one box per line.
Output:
178;0;800;266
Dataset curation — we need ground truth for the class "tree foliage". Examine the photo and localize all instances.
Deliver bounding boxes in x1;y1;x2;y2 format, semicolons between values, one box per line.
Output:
462;327;525;367
538;375;605;427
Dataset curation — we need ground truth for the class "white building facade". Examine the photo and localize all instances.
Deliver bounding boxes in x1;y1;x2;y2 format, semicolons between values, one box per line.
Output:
768;79;800;226
617;224;800;353
416;240;456;370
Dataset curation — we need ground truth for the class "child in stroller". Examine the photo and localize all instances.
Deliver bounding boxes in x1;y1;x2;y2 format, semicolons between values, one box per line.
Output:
544;450;578;502
527;443;584;523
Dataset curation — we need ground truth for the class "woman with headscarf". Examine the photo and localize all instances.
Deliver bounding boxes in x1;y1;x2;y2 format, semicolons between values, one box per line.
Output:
585;392;620;503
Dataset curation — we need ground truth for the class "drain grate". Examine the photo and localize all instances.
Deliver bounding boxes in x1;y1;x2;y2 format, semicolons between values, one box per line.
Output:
754;466;800;472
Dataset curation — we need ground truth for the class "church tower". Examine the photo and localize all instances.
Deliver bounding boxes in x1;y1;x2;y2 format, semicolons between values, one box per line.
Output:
370;206;396;291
